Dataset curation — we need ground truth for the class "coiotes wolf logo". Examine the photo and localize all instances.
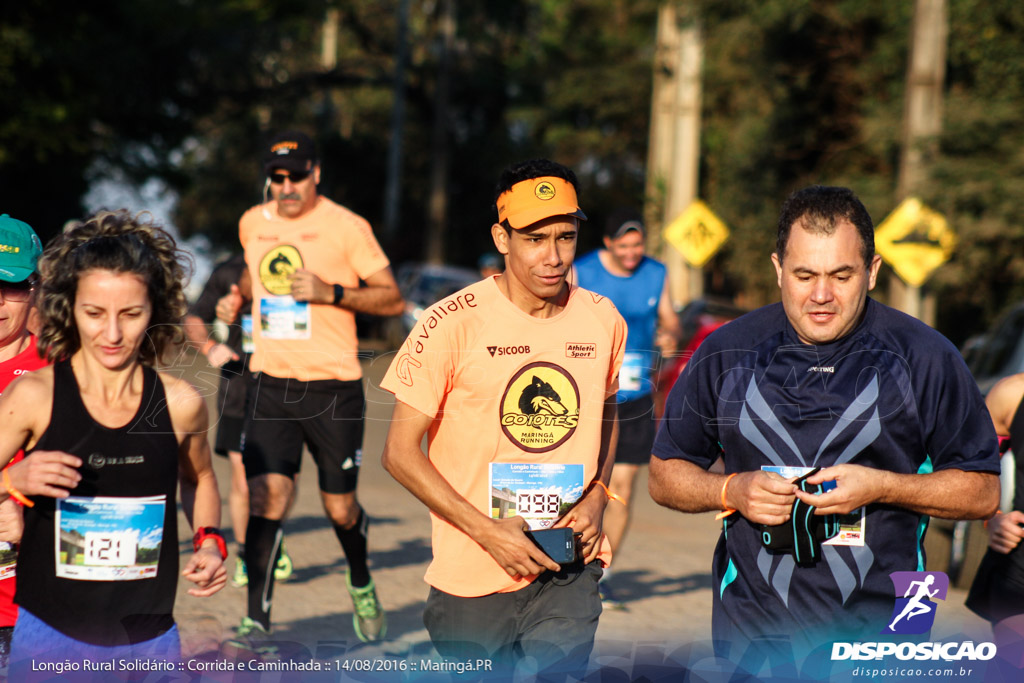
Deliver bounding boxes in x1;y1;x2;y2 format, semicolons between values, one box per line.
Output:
500;362;580;453
259;245;303;295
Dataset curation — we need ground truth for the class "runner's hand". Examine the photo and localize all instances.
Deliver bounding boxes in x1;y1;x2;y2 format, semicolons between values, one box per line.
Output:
477;516;561;580
290;269;332;304
552;485;607;563
7;451;82;498
0;497;23;543
986;510;1024;554
205;343;239;368
183;545;227;597
798;464;885;515
728;470;797;525
215;285;243;324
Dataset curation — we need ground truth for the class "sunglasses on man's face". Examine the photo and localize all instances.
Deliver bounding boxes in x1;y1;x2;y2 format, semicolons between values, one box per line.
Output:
268;170;311;185
0;279;35;303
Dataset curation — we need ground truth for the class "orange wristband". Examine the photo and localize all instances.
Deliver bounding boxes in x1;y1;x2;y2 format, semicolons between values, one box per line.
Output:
715;472;738;521
3;467;34;508
590;480;626;505
984;509;1002;529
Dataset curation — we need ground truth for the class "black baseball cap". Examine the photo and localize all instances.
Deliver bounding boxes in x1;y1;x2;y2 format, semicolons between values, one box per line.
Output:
263;131;318;174
604;207;644;239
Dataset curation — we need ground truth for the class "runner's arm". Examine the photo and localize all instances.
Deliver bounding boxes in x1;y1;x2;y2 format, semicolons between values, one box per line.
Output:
167;377;226;597
382;399;561;578
649;457;797;525
799;464;998;519
0;373;82;500
655;279;681;355
985;373;1024;436
291;265;404;317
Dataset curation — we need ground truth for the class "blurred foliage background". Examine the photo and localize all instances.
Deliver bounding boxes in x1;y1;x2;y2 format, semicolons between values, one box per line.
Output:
1;0;1021;345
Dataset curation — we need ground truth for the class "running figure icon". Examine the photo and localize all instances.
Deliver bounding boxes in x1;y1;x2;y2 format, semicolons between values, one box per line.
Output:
888;574;939;631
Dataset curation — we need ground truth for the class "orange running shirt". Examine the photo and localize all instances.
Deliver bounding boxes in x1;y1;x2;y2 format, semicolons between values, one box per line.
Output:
381;277;627;597
240;197;390;381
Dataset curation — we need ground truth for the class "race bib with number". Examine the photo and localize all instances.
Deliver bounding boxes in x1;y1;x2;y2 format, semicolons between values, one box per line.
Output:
489;463;584;530
259;296;311;340
0;542;15;580
619;351;647;393
241;314;255;353
55;495;166;581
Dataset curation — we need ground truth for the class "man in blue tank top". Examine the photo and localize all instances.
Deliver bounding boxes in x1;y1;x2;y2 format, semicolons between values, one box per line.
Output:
575;208;680;608
649;186;999;670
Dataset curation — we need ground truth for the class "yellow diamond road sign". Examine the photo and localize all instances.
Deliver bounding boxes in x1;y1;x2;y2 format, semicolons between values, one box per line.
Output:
663;200;730;267
875;198;955;287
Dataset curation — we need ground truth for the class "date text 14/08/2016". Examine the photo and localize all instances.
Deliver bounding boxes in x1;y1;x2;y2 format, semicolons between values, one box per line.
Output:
32;658;495;675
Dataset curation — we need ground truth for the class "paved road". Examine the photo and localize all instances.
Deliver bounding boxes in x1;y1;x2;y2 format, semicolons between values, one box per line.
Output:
166;346;995;681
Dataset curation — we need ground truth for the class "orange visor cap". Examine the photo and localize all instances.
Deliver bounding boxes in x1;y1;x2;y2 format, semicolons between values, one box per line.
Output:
496;176;588;229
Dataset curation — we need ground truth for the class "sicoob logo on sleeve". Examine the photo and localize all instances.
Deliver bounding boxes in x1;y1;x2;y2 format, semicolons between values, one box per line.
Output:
500;362;580;453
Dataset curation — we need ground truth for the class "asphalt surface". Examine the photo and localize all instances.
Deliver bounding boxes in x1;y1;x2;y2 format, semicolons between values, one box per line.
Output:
161;345;998;682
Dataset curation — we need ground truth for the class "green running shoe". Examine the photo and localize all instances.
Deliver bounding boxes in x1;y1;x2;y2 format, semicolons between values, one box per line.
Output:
274;541;293;581
224;616;278;659
231;556;248;587
346;572;387;642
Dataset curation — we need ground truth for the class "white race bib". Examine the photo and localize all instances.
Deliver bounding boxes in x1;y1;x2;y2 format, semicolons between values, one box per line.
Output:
55;495;166;581
259;296;311;340
489;463;584;530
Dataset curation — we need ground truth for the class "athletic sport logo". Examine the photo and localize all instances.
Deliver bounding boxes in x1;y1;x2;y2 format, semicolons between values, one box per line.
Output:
500;362;580;453
883;571;948;634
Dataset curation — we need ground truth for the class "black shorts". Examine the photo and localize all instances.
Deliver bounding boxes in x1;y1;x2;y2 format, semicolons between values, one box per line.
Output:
966;546;1024;623
614;394;656;465
213;356;251;456
241;372;365;494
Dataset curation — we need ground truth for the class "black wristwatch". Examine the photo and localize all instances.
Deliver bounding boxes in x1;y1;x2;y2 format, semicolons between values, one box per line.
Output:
332;284;345;306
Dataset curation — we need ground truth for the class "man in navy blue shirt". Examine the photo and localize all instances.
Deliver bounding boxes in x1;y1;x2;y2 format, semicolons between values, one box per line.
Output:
649;186;999;665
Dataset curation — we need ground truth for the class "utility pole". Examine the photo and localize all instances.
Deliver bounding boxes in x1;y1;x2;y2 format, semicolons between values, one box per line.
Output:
892;0;947;324
644;3;678;255
382;0;410;242
645;3;704;305
668;16;704;304
425;0;455;265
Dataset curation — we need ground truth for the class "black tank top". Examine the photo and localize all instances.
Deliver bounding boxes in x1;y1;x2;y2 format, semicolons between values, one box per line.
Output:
16;359;181;645
1010;396;1024;513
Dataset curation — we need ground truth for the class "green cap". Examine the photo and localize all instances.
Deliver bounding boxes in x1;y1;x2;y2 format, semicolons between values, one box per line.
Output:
0;214;43;283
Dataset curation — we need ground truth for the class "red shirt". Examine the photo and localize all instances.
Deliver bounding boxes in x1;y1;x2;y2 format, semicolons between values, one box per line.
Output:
0;337;48;627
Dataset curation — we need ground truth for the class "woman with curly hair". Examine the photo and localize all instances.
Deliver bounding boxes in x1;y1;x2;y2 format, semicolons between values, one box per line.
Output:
0;210;226;673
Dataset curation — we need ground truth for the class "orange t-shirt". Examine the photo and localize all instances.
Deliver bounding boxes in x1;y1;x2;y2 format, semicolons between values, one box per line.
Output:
240;197;390;381
381;277;627;597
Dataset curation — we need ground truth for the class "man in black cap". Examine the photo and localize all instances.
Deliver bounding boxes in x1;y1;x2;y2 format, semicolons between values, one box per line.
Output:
223;131;403;645
573;208;680;609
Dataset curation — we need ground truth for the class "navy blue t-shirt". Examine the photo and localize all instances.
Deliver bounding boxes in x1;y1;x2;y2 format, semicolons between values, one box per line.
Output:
653;298;998;647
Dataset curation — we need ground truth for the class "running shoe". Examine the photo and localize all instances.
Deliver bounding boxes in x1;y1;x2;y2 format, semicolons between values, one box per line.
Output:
231;556;248;587
274;541;293;581
224;617;279;659
346;571;387;642
599;581;627;611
